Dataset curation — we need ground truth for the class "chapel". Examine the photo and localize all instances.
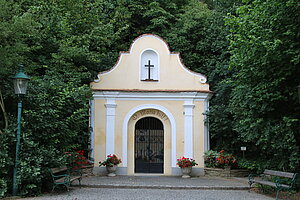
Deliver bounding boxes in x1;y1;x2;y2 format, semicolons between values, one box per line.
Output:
90;34;212;176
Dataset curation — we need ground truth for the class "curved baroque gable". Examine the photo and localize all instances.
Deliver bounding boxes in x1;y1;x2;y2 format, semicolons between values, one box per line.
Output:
91;34;210;92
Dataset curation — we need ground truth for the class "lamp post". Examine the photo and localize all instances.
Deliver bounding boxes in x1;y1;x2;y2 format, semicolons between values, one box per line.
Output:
12;64;30;196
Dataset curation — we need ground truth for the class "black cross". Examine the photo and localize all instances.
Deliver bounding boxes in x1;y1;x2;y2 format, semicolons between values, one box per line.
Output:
144;60;154;80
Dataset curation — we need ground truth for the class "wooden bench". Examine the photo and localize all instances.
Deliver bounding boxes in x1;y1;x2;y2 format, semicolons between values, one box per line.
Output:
248;169;298;200
49;166;82;192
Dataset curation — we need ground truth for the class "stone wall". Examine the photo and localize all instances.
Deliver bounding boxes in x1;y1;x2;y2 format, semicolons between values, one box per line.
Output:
82;163;94;176
204;168;249;178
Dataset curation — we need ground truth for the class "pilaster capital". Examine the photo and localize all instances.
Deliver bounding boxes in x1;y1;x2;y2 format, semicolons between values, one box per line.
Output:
105;103;117;108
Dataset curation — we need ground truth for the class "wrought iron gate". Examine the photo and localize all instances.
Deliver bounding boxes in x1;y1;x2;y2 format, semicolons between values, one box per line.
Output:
135;117;164;173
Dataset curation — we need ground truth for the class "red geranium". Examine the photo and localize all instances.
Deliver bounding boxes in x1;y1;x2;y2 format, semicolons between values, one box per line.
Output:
99;154;122;167
177;157;198;168
65;150;89;170
216;150;236;167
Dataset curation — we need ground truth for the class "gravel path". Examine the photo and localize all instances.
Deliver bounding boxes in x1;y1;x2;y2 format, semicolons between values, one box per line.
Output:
22;187;273;200
17;176;274;200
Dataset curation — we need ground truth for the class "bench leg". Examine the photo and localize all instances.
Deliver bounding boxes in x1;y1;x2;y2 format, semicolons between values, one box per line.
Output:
52;183;69;192
276;188;283;200
248;181;253;193
52;183;63;192
65;182;71;192
65;184;69;192
51;184;56;192
64;183;71;197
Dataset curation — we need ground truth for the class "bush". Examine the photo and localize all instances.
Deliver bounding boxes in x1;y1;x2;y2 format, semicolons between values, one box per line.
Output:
0;126;15;197
236;158;275;174
65;150;89;170
216;150;236;168
0;70;92;197
204;150;220;168
0;178;7;198
204;150;237;169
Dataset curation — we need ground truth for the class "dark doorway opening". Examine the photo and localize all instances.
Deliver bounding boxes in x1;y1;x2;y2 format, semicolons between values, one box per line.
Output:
134;117;164;173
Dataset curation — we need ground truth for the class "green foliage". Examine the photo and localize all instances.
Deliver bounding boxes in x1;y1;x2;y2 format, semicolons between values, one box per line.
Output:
200;0;240;154
0;0;38;73
4;69;92;196
204;150;237;169
204;150;220;168
226;0;300;170
0;126;15;198
205;151;275;173
24;70;92;152
0;178;7;198
237;158;270;173
166;1;216;75
1;0;299;197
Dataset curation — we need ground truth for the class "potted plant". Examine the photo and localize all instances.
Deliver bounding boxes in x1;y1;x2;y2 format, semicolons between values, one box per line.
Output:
99;154;122;177
177;157;198;178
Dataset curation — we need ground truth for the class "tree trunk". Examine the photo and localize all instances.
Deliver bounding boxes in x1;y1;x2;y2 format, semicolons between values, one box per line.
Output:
0;87;8;133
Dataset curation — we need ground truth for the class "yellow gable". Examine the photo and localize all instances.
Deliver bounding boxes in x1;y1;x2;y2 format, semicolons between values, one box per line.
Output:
91;34;210;92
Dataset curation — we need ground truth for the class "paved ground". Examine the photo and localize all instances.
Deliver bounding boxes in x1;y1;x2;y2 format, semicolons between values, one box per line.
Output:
19;175;274;200
22;188;273;200
79;175;250;190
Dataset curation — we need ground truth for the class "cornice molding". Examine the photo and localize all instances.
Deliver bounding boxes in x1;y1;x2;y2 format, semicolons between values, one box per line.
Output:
93;91;211;101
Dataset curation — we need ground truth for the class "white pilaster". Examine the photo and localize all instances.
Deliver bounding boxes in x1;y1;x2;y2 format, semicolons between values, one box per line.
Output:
105;99;117;156
183;100;195;158
203;93;212;152
204;98;210;151
89;99;95;161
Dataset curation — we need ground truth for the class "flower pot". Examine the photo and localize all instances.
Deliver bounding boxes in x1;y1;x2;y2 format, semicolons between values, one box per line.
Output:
106;165;117;177
181;167;192;178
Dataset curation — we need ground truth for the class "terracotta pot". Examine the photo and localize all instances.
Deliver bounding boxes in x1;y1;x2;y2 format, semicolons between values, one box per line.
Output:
181;167;192;178
106;165;117;177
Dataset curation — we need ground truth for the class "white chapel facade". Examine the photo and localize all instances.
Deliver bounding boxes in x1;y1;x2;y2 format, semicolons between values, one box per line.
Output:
90;34;212;176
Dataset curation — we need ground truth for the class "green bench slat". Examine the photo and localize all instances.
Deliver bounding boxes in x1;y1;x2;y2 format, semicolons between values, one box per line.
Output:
253;180;289;189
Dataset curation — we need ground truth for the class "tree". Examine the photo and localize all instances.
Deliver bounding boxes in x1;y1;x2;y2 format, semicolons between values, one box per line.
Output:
226;0;300;170
0;0;39;133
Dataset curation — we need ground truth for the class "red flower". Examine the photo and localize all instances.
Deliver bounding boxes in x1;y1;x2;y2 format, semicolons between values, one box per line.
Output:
215;150;236;167
177;157;198;168
99;154;122;167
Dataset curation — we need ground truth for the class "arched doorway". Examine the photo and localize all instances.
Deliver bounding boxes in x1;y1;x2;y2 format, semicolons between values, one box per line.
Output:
134;117;164;173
